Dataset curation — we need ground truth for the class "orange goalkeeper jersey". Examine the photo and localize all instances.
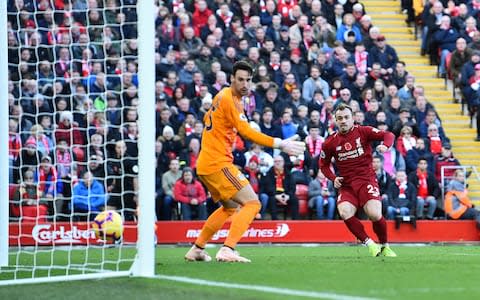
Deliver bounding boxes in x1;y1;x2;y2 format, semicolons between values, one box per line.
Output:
196;87;275;175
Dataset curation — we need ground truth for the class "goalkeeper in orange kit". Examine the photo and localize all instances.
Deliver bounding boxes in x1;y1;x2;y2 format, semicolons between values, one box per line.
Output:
184;61;305;262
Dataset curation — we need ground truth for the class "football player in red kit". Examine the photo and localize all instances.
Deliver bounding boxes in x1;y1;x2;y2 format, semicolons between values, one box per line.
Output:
319;103;397;257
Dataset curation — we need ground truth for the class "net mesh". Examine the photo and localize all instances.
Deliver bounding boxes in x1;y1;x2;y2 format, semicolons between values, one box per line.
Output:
2;0;141;281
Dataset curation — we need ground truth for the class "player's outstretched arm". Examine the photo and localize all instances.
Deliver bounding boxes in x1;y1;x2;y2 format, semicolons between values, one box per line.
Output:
273;135;306;156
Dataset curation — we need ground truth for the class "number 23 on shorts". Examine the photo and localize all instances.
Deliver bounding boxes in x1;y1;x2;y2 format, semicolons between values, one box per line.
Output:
366;184;380;197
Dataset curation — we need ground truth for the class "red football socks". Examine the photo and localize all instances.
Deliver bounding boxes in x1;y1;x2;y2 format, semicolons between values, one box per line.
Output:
372;217;388;244
344;216;369;242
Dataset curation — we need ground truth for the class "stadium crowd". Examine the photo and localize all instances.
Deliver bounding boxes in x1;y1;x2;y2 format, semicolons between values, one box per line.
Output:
6;0;477;224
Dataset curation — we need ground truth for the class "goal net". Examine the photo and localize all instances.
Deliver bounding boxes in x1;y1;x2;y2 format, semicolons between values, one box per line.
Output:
1;0;155;284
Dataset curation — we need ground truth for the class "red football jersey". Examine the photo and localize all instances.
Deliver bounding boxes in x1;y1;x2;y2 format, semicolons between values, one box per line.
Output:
319;125;395;185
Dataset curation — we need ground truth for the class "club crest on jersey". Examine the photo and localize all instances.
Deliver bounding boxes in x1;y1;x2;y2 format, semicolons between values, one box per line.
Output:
344;142;352;151
336;146;342;151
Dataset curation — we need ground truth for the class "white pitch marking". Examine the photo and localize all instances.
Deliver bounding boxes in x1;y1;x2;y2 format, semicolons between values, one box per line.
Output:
155;274;382;300
451;252;480;256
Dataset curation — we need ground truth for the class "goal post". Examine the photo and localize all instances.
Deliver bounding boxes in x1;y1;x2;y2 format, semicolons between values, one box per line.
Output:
133;0;156;278
1;0;9;268
1;0;155;284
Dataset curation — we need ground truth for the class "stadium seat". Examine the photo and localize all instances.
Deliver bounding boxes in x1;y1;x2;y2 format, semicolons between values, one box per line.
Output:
9;184;20;219
295;184;309;218
444;51;452;88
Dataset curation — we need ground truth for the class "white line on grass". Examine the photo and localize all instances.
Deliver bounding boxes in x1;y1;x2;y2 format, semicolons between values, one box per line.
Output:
451;252;480;256
155;274;382;300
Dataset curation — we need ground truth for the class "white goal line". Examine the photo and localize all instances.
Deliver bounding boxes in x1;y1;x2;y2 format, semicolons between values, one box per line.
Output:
155;274;382;300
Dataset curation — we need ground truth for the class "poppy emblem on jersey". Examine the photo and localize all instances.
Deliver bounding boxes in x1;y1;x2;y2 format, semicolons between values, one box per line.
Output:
344;142;352;151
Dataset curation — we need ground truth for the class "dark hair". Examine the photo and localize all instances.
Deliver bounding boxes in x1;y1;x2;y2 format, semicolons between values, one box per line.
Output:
262;107;273;114
307;123;321;131
334;103;353;115
232;61;253;77
418;157;428;163
182;166;193;174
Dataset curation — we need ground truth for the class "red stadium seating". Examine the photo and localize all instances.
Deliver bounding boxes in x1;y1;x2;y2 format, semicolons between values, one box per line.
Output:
295;184;309;218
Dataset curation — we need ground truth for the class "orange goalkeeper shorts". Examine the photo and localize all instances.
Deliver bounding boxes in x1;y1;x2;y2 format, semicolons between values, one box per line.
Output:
198;165;249;202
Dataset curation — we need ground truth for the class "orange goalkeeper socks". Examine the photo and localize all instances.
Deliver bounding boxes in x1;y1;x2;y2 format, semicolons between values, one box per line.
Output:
224;201;261;249
195;206;237;249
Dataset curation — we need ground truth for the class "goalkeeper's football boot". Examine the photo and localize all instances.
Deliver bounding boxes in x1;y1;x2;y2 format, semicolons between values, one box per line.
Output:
215;246;251;263
184;245;212;262
367;241;382;257
380;246;397;257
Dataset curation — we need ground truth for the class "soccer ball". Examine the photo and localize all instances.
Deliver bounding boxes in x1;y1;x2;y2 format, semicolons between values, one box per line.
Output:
91;210;124;242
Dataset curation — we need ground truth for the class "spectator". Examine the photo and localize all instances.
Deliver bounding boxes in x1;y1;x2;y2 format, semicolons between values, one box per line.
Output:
434;143;461;183
319;99;336;134
178;58;199;86
408;158;440;220
386;170;417;220
444;169;480;229
432;15;460;78
308;169;336;220
13;139;41;184
336;13;362;44
367;35;398;78
304;123;324;177
410;95;435;126
294;105;310;139
372;155;393;217
426;124;445;157
422;1;446;60
419;109;448;141
8;118;22;183
396;125;417;158
36;155;63;212
179;137;201;171
177;112;197;146
88;154;105;183
192;0;212;34
13;170;49;222
158;125;182;160
332;3;344;29
406;137;435;174
260;154;299;220
397;75;416;107
244;155;269;219
374;142;405;178
391;107;419;138
263;83;286;120
25;124;54;157
88;133;106;162
280;111;297;139
391;61;408;89
173;167;207;221
353;42;369;75
71;171;106;219
179;27;203;59
307;90;326;115
244;143;274;176
55;138;76;208
449;38;472;87
55;111;85;160
259;107;282;155
159;158;182;221
106;140;138;221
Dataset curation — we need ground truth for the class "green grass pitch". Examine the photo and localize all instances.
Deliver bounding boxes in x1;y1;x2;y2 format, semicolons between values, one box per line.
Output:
1;245;479;300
